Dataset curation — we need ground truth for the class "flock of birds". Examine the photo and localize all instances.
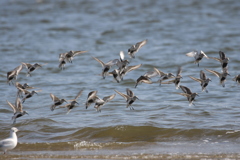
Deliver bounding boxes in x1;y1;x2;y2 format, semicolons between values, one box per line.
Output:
2;39;240;154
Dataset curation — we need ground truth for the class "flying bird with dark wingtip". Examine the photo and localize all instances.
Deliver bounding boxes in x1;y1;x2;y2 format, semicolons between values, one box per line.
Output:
7;64;23;85
205;68;230;87
59;90;83;114
161;66;183;89
188;70;211;93
154;67;175;86
176;85;199;106
186;50;208;67
6;97;28;124
92;56;118;79
85;91;98;109
114;88;139;110
22;62;46;76
50;93;68;111
209;51;229;70
94;94;116;112
128;39;147;58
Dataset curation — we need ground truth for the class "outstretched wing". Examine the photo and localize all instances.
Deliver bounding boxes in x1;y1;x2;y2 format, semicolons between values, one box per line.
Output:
153;67;166;77
180;85;192;94
135;39;147;50
219;51;226;60
75;90;83;100
188;76;202;83
6;100;16;113
124;64;142;74
205;68;221;77
50;93;60;102
186;51;197;58
92;56;105;68
73;50;88;57
126;88;134;97
200;70;207;80
103;94;116;103
114;89;129;101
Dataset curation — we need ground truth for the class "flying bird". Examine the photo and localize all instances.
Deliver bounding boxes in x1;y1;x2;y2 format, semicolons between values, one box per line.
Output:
128;39;147;58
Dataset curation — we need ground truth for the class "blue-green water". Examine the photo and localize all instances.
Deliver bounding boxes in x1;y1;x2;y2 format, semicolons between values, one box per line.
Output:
1;0;240;159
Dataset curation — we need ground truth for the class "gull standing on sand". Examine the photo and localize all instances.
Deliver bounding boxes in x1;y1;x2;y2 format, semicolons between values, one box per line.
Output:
161;66;183;89
189;70;211;93
7;64;23;85
205;68;230;87
176;85;199;106
0;127;19;154
128;39;147;58
92;56;118;79
85;91;98;109
6;98;28;124
59;90;83;114
94;94;116;112
50;93;68;111
209;51;229;70
114;88;139;110
186;50;208;67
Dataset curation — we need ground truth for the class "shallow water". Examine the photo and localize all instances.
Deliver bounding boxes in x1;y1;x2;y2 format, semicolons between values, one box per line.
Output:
1;0;240;159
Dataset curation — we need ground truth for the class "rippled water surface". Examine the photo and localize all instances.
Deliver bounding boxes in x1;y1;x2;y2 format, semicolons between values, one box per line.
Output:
1;0;240;159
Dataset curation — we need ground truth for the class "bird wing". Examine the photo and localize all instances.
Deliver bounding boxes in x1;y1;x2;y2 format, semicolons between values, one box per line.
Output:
119;51;125;61
176;66;182;76
175;92;190;98
124;64;142;74
105;59;119;66
92;56;105;68
188;76;202;83
186;51;197;58
114;89;129;101
209;57;221;62
58;104;70;108
144;70;158;78
153;67;166;76
219;51;226;60
103;94;116;103
200;70;207;80
16;98;23;112
6;100;16;113
87;91;98;101
135;39;147;50
15;82;22;88
161;79;175;84
205;68;221;77
73;50;88;57
126;88;134;97
180;85;192;94
200;50;209;59
75;90;83;100
21;62;32;69
50;93;60;102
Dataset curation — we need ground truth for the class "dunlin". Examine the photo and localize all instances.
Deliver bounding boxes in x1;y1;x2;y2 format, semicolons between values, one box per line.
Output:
128;39;147;58
6;98;28;124
186;50;208;66
188;70;211;93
